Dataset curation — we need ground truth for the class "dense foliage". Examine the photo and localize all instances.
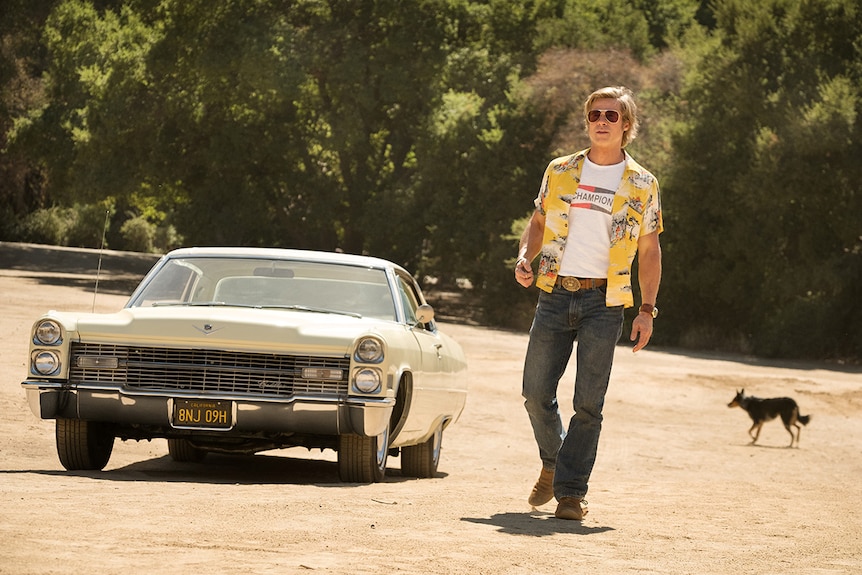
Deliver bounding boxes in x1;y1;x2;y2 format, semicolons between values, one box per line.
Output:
662;0;861;360
1;0;858;361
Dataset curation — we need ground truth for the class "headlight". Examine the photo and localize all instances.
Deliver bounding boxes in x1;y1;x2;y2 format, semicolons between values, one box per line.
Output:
353;368;382;393
32;351;61;375
34;320;62;345
354;337;384;363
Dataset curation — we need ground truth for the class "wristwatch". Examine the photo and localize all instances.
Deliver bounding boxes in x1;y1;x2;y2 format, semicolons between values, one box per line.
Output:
639;303;658;319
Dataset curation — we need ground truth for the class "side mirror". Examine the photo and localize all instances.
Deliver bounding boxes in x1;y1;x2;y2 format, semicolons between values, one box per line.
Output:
415;304;435;324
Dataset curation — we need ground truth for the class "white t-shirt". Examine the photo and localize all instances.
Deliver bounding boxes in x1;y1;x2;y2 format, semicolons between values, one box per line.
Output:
557;156;625;278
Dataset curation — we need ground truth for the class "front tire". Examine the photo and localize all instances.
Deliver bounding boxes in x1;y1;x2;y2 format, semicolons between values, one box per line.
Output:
401;423;443;478
55;418;114;471
337;426;389;483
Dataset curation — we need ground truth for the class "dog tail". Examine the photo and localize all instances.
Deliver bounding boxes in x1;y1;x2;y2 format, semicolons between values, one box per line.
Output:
798;414;812;426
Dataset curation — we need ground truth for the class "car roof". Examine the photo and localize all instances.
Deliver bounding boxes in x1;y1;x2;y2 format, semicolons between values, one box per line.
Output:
164;247;407;274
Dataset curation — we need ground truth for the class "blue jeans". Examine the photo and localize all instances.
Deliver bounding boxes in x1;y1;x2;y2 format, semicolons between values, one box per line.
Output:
522;285;624;500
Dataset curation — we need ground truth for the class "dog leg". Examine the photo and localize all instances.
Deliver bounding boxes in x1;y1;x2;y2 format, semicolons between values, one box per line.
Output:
786;409;799;448
748;422;762;445
784;423;796;448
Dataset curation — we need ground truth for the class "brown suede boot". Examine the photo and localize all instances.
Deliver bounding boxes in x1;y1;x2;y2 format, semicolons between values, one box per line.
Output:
527;467;555;507
554;496;588;520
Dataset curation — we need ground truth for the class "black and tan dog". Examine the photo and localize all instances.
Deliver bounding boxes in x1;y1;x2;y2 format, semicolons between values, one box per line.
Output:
728;389;811;447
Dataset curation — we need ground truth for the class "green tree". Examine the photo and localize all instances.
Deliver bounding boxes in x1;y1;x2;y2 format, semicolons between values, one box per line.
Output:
283;0;455;254
534;0;699;58
0;0;62;236
662;0;861;360
6;0;161;246
632;0;699;49
535;0;652;58
139;0;315;246
8;0;531;255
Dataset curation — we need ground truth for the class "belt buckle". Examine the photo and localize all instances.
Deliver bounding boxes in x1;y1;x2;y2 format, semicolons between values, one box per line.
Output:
561;277;581;292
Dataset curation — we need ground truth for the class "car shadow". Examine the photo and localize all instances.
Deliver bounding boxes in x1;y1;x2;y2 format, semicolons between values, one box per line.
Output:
1;243;159;298
3;452;439;486
1;242;159;276
18;273;143;296
461;511;615;536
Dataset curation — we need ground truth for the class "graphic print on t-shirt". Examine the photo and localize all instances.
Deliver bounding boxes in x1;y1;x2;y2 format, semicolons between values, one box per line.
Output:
570;185;615;214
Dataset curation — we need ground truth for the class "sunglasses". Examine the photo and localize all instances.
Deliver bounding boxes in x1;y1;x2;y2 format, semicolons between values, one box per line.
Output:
587;109;620;123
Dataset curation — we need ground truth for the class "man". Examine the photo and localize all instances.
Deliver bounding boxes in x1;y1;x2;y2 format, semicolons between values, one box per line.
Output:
514;86;663;520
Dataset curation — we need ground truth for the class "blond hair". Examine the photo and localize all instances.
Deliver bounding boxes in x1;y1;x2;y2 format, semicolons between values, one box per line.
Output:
583;86;640;148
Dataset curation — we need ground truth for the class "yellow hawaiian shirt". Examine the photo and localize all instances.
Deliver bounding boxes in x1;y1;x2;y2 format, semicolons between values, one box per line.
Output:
533;148;663;308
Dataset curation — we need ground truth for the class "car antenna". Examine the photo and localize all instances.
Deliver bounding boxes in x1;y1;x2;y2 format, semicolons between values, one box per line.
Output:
92;209;110;312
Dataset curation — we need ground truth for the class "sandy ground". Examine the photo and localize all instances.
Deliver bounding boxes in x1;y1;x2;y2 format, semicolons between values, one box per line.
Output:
0;242;860;575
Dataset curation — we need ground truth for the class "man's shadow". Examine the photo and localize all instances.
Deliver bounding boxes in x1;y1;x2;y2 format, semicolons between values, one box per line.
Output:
461;510;614;536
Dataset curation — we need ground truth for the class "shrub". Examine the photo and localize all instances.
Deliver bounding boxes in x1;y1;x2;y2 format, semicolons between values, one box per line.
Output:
120;215;156;253
20;207;73;245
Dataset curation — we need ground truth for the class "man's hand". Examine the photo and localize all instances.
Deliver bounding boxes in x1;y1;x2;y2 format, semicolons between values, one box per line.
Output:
630;312;653;352
514;257;534;288
515;209;545;289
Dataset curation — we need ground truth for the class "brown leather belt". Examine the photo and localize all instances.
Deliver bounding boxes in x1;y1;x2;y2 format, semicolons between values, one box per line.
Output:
554;276;607;292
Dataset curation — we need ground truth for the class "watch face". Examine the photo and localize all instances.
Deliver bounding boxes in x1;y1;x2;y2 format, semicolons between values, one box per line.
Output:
640;304;658;318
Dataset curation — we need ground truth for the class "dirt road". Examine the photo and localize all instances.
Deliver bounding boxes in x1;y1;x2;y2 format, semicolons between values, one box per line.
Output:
1;242;860;574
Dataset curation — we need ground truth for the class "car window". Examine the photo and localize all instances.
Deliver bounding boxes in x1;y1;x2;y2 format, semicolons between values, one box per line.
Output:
396;274;433;331
131;259;201;307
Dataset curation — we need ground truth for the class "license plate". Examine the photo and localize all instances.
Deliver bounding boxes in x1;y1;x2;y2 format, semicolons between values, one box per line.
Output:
172;399;232;429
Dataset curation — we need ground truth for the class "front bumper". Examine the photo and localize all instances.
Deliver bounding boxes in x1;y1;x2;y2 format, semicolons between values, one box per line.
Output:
22;381;393;437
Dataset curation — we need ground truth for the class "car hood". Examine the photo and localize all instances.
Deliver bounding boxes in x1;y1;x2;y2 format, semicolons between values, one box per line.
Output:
44;306;400;356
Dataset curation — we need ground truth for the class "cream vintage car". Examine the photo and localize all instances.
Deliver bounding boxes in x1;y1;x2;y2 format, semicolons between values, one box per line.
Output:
22;247;468;482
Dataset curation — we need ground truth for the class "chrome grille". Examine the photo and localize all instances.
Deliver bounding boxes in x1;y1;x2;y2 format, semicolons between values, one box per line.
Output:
69;342;350;397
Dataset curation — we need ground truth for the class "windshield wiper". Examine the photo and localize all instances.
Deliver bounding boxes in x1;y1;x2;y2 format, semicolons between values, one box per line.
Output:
150;301;361;318
260;304;362;318
151;301;231;307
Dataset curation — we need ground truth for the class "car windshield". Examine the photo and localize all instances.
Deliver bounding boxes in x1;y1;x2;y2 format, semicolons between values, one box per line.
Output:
128;256;397;321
